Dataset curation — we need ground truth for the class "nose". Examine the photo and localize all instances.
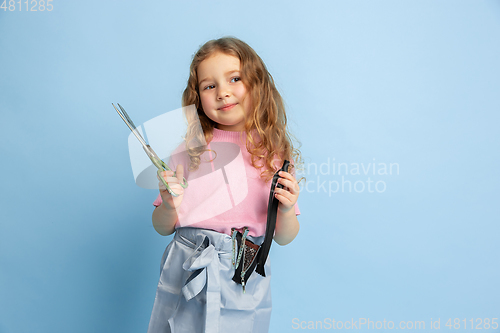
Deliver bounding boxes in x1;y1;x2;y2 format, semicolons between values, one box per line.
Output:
217;83;230;100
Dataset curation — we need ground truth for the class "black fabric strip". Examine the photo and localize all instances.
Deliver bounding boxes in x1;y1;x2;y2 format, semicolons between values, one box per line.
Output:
255;159;289;277
232;233;243;284
232;160;290;286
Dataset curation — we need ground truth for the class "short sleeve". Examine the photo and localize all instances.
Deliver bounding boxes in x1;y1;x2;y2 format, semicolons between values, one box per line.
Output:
290;159;300;216
294;202;300;216
153;193;162;207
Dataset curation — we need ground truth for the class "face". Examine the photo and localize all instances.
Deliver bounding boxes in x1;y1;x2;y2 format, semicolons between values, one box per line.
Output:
197;52;252;132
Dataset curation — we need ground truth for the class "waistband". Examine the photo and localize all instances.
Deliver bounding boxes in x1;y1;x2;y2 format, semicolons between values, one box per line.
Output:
174;227;264;251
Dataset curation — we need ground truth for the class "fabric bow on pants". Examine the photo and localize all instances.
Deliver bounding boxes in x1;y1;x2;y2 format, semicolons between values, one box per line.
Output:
147;227;272;333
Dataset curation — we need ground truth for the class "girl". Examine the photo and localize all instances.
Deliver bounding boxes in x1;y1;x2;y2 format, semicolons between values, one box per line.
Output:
148;36;302;333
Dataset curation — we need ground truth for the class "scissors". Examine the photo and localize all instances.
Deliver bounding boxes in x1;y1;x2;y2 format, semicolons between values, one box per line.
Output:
112;103;188;197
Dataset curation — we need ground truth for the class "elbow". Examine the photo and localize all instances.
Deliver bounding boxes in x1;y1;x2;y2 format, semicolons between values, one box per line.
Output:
152;222;175;236
152;208;175;236
153;224;174;236
159;229;174;236
274;235;294;246
274;223;300;246
275;238;291;246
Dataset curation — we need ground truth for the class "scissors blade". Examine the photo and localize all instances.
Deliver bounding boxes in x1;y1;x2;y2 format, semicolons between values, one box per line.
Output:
112;102;188;196
117;103;138;130
112;103;149;149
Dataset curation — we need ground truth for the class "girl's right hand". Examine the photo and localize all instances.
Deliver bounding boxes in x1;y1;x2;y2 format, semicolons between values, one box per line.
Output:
157;164;185;210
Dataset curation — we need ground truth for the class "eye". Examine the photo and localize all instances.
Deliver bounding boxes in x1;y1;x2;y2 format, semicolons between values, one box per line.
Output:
230;76;241;83
203;84;215;90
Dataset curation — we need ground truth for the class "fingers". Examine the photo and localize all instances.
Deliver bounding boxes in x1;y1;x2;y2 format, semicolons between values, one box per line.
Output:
164;183;185;196
274;171;300;210
274;187;296;203
158;178;167;191
157;167;185;196
278;171;295;183
274;188;296;214
158;179;184;196
175;164;184;182
158;170;182;184
277;171;300;194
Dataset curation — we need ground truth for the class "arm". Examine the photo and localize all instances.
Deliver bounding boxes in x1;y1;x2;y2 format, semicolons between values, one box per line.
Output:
152;204;178;236
152;165;185;236
274;206;300;246
273;171;301;246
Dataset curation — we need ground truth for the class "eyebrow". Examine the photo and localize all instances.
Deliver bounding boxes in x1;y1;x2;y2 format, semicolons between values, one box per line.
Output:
198;70;240;87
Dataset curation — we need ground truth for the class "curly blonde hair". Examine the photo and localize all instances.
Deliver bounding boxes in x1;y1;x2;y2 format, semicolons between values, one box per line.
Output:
182;36;302;182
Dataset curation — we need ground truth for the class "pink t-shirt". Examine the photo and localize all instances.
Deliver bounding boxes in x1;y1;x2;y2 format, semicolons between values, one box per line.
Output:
153;128;300;237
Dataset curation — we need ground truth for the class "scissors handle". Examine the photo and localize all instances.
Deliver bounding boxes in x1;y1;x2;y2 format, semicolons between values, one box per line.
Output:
145;146;188;197
156;159;188;195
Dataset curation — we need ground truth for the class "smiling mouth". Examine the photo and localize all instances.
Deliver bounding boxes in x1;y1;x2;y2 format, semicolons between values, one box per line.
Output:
218;103;236;111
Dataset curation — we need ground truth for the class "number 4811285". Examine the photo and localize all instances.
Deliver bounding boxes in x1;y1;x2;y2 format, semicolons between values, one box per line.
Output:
1;0;54;11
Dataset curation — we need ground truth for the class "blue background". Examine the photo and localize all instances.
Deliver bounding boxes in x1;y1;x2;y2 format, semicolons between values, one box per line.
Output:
1;0;499;332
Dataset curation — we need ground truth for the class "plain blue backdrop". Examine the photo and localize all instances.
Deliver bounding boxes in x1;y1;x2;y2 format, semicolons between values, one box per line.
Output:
1;1;499;332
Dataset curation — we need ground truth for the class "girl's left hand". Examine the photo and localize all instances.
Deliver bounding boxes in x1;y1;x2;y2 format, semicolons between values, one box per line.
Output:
274;171;300;214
